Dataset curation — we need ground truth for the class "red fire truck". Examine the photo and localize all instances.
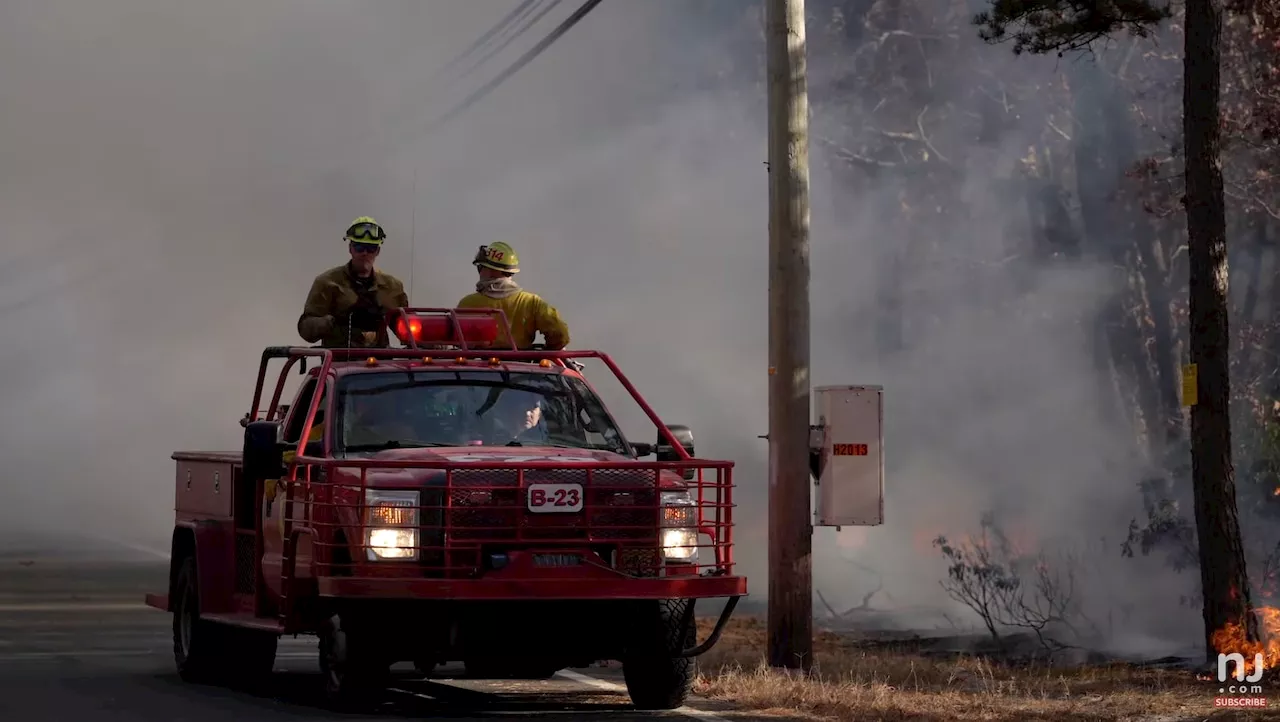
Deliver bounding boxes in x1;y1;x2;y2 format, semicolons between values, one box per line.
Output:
144;308;747;710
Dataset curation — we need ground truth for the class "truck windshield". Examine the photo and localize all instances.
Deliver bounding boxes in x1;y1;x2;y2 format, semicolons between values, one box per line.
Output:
334;370;630;455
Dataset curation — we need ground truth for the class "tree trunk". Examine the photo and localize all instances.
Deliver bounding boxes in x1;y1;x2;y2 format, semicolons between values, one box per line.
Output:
1123;260;1169;457
1183;0;1258;661
1132;229;1185;458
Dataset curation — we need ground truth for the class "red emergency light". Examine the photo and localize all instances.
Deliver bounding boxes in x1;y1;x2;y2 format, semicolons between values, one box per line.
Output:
392;312;501;347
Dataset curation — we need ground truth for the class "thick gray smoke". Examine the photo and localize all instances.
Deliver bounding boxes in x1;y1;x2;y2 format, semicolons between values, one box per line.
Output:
0;1;1196;653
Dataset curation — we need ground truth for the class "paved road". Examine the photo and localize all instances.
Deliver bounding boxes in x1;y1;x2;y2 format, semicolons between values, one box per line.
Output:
0;536;765;721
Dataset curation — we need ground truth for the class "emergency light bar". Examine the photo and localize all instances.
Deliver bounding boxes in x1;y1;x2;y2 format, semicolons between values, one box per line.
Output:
388;308;509;349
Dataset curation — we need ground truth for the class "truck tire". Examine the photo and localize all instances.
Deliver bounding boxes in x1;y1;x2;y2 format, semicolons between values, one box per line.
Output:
318;613;389;708
172;556;226;683
622;598;697;711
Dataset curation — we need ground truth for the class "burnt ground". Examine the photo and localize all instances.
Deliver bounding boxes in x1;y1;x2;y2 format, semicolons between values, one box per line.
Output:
810;608;1207;673
703;592;1208;676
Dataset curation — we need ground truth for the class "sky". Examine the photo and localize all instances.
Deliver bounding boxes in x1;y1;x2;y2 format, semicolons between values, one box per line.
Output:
0;0;1202;655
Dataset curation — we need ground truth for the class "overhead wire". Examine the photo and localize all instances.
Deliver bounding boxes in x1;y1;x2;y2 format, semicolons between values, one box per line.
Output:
424;0;607;134
455;0;567;81
361;1;548;145
318;0;602;170
429;0;543;82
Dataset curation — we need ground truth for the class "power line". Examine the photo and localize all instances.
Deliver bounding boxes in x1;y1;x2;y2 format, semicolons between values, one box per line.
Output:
425;0;607;133
326;1;553;158
432;0;543;81
456;0;567;81
325;0;599;168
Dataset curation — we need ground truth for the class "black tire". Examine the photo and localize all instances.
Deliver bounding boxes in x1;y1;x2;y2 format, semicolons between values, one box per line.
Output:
172;556;226;683
172;555;278;687
318;613;389;708
622;598;697;711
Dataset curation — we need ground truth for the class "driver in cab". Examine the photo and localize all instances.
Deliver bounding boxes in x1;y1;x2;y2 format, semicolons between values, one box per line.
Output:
475;389;548;446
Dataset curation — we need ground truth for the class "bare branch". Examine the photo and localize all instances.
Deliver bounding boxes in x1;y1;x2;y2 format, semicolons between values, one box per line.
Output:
815;135;899;169
816;589;841;619
933;519;1092;656
917;106;950;163
1224;182;1280;220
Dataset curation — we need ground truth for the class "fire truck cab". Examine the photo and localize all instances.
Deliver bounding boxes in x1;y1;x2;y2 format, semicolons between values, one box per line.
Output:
145;308;748;710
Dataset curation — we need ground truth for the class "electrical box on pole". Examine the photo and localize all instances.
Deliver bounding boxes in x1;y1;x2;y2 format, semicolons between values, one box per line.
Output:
810;385;884;527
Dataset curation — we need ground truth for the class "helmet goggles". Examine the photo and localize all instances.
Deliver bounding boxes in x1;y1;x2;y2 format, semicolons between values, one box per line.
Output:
345;221;387;243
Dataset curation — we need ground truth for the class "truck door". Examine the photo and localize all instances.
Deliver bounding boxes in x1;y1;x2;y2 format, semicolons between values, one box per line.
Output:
262;377;326;598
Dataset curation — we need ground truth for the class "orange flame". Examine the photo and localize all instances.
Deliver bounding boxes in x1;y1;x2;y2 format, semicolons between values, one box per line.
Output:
1211;606;1280;677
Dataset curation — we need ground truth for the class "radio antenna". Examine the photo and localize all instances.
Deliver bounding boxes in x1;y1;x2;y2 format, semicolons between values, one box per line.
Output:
410;165;418;300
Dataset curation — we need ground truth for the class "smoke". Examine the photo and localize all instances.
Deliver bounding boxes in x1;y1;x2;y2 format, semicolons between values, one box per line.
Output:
1;1;1196;653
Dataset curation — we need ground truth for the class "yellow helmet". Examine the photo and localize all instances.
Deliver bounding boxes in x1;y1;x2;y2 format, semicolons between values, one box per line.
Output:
344;216;387;246
473;242;520;273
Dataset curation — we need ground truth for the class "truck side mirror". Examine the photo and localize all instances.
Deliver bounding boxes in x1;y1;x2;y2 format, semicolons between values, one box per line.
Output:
243;420;284;481
656;425;694;459
631;441;655;457
656;425;695;480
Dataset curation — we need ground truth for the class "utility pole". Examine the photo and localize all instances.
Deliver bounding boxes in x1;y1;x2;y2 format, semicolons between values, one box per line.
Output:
766;0;813;672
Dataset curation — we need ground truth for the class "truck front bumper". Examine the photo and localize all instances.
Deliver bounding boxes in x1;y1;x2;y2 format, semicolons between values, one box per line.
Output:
317;574;746;600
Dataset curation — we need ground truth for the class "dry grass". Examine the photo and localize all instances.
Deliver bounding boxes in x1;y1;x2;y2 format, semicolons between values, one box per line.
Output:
692;616;1273;721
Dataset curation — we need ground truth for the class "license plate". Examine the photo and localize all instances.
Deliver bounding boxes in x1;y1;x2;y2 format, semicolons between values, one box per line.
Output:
527;483;584;513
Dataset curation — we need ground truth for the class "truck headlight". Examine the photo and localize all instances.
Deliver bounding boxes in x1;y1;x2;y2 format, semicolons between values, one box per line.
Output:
364;489;419;561
660;490;698;563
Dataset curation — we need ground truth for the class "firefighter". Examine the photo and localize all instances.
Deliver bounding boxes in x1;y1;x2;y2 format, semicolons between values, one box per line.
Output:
456;242;570;350
475;388;548;446
297;216;410;348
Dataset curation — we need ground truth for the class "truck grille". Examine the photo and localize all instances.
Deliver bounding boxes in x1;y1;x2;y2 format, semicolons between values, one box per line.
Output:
445;468;659;543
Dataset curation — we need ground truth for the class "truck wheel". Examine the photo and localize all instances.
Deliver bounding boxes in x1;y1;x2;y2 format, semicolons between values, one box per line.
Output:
172;556;226;683
622;598;697;711
318;614;388;708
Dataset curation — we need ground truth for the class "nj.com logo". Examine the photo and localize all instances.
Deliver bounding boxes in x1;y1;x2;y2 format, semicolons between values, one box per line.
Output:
1219;652;1265;694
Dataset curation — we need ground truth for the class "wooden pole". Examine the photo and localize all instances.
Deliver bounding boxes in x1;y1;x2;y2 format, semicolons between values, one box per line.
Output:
766;0;813;672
